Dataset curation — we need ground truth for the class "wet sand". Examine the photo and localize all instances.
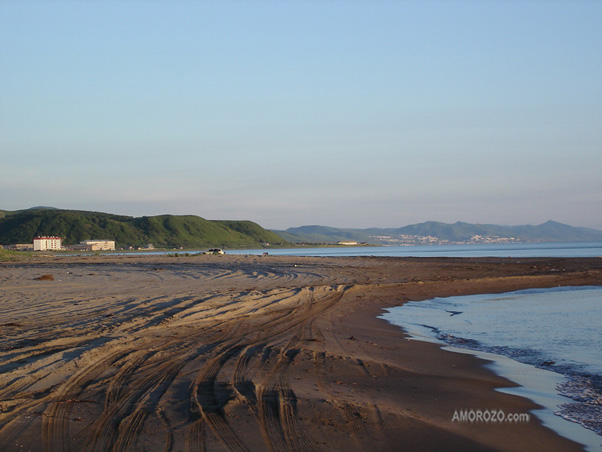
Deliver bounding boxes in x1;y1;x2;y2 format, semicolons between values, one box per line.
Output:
1;254;601;452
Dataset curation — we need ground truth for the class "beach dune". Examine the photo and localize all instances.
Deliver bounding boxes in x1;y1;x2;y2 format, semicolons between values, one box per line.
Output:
0;255;600;451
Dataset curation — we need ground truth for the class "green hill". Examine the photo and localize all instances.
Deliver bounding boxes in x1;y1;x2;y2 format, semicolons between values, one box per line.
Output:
0;209;287;249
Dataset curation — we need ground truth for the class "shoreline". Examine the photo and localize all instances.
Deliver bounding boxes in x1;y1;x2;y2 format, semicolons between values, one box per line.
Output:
1;255;601;451
380;304;602;452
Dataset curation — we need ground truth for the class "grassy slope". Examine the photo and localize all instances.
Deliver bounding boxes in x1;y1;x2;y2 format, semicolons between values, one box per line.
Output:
131;215;252;247
214;220;284;244
0;248;29;261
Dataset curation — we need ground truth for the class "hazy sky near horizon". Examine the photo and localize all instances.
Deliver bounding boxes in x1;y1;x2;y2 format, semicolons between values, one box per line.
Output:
1;1;601;229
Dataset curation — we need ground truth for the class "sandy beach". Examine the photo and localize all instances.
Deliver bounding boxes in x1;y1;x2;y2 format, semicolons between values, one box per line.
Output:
1;254;601;452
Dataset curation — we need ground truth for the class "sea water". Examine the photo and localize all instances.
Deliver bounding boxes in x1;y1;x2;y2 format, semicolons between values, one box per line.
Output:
114;240;602;258
380;286;602;451
227;241;602;258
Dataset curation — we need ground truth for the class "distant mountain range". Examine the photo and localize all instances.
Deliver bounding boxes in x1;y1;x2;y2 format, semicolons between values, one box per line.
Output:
0;208;286;249
273;221;602;245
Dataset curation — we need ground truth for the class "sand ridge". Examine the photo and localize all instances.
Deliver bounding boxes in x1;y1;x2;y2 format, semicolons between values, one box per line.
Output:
0;255;601;451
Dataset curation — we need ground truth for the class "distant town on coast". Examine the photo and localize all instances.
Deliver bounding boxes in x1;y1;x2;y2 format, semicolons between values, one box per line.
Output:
2;207;602;251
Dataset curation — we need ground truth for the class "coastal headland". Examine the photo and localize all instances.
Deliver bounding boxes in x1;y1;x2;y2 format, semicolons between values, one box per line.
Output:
1;255;601;451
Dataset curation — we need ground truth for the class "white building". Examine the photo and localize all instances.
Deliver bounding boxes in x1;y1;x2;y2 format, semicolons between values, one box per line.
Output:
33;236;62;251
80;240;116;251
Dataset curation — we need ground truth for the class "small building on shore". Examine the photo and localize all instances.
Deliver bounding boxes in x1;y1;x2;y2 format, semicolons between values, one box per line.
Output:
33;236;62;251
79;240;116;251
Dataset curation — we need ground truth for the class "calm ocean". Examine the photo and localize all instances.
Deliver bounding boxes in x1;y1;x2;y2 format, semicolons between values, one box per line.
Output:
381;286;602;451
227;241;602;258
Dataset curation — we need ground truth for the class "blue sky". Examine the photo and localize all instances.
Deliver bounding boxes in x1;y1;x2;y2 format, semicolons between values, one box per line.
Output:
1;1;601;229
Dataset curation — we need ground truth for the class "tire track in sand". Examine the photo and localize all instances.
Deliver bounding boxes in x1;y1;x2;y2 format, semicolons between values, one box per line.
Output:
42;349;131;452
253;286;349;452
